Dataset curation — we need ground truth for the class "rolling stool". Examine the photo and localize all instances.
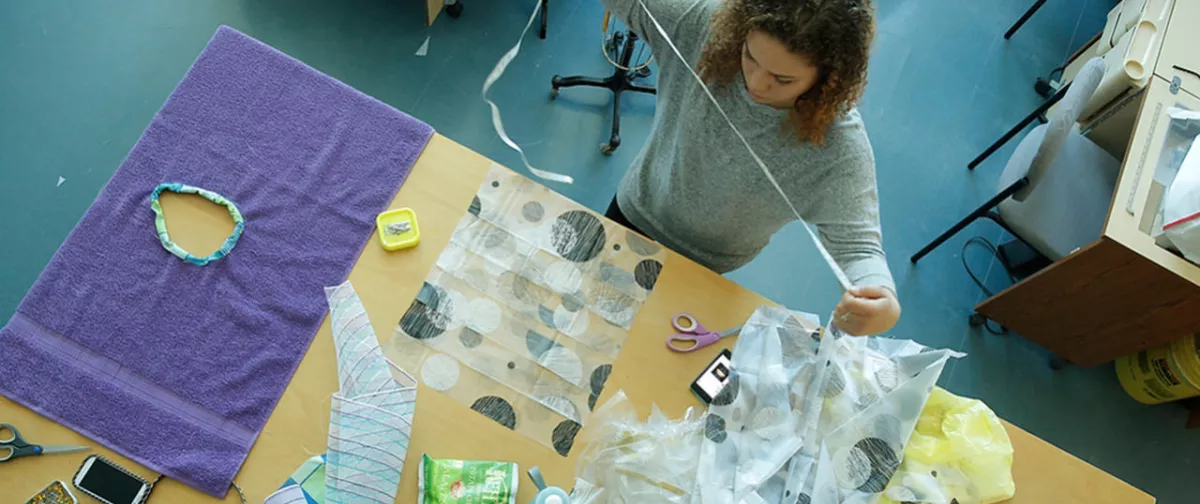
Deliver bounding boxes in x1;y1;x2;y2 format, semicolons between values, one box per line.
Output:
550;12;655;155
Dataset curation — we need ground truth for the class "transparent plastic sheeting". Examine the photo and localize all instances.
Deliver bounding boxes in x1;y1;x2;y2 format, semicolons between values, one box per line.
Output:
322;282;417;504
570;306;964;504
386;164;667;455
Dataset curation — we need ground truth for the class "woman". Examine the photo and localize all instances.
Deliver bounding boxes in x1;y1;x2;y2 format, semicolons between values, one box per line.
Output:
601;0;899;335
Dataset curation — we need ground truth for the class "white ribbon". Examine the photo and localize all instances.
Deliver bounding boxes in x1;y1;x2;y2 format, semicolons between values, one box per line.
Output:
482;0;575;184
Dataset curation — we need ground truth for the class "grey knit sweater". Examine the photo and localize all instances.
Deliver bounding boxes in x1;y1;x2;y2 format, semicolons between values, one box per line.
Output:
605;0;894;290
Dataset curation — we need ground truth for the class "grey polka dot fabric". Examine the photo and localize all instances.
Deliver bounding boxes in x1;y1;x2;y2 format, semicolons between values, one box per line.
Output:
386;165;668;456
690;306;960;502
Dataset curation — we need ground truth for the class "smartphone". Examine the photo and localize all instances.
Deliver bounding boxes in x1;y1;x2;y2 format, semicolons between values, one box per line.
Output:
73;455;151;504
691;349;734;404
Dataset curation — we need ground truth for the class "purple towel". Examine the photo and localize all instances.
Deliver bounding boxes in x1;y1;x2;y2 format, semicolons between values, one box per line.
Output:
0;26;433;496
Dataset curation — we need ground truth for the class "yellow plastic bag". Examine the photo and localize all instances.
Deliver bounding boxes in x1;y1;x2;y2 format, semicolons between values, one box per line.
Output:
880;388;1015;504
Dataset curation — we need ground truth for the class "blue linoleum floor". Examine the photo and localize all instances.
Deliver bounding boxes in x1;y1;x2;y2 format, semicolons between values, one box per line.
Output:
2;0;1196;501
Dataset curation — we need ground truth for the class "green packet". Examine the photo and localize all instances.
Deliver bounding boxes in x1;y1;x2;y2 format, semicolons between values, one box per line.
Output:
418;454;519;504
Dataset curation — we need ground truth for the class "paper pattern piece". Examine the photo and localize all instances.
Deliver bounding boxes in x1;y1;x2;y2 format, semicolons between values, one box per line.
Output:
265;454;328;504
57;176;65;187
693;306;961;504
415;36;429;56
387;164;666;454
325;282;417;504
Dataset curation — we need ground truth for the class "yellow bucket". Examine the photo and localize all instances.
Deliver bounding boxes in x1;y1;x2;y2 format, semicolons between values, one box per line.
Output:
1116;334;1200;404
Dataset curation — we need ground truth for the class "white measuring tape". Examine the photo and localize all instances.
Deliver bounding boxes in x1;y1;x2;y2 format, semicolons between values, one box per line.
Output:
485;0;853;291
482;0;574;184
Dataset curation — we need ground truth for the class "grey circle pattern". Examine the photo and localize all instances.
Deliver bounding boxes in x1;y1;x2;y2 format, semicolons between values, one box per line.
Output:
711;371;740;406
874;365;899;392
399;283;448;340
561;294;584;312
598;263;636;289
855;392;880;411
625;231;661;256
459;327;483;348
538;305;557;328
634;259;663;290
854;437;900;494
471;396;517;430
522;201;545;222
551;210;607;262
590;364;612;395
821;362;846;398
526;330;557;357
482;227;508;248
704;413;727;443
552;420;582;456
508;273;547;305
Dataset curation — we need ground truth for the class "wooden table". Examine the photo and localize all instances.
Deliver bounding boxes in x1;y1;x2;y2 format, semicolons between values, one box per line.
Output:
977;0;1200;368
2;134;1154;503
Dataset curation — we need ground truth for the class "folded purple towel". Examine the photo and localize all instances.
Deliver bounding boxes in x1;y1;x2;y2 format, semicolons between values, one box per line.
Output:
0;26;433;496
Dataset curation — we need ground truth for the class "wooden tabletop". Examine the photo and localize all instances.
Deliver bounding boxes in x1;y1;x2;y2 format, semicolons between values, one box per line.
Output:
1;134;1154;503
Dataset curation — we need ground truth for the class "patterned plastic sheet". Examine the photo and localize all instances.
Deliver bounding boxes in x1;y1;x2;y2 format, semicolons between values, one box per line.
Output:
324;282;417;504
694;307;961;504
569;306;961;504
386;164;665;455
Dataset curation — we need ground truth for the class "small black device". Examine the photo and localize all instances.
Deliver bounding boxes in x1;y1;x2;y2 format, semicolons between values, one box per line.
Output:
691;348;734;404
73;455;152;504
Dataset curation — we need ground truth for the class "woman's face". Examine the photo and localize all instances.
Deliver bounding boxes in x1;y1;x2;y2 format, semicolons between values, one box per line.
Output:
741;30;821;108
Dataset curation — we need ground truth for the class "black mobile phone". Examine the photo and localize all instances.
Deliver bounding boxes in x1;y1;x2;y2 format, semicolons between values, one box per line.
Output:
73;455;151;504
691;348;734;404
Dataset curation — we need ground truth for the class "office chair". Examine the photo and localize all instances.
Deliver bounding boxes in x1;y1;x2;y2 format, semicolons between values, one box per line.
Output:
1005;0;1047;39
550;12;655;155
911;58;1119;274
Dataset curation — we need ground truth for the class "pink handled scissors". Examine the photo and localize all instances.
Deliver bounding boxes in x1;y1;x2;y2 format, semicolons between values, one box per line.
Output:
666;312;741;352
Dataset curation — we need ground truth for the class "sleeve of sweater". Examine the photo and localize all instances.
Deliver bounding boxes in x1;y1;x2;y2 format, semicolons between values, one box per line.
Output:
599;0;702;51
803;128;897;293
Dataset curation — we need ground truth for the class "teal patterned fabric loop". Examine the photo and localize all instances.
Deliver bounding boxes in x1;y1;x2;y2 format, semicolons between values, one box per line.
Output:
150;182;245;266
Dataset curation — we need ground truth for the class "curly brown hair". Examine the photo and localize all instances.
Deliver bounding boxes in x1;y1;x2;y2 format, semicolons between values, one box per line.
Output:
697;0;874;145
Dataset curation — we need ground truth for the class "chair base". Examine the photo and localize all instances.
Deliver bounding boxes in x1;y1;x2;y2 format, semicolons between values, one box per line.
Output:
1004;0;1047;40
910;178;1031;263
550;31;656;155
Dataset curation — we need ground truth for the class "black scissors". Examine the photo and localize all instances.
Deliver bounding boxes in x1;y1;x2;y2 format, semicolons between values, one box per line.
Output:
0;423;89;462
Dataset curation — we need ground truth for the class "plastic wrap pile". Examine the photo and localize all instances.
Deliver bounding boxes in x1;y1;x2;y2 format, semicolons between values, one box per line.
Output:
571;306;968;504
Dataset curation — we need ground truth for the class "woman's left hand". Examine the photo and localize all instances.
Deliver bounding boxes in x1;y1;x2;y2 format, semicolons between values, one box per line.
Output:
833;285;901;336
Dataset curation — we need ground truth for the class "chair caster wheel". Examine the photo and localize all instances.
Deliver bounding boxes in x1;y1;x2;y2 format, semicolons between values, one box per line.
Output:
1049;356;1068;371
600;143;615;155
445;1;464;18
968;313;986;327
